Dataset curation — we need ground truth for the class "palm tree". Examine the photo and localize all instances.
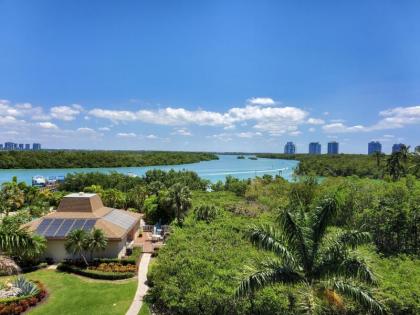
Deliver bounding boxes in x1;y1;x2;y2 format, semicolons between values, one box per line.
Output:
65;229;89;265
386;152;404;180
236;197;384;314
0;224;44;255
0;223;46;272
372;151;384;168
167;183;192;226
0;177;25;216
86;228;107;261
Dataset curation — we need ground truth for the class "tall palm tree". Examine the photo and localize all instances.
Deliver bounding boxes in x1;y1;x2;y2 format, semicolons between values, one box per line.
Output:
86;228;108;261
65;229;89;265
167;183;192;226
386;152;404;180
372;151;384;168
236;197;384;314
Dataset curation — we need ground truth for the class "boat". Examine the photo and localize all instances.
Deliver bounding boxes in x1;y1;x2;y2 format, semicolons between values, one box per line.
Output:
248;156;258;160
32;175;46;187
127;172;138;177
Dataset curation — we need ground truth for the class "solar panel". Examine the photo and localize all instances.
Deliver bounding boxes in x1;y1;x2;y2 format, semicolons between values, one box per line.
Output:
36;219;53;235
103;210;137;230
44;219;65;237
55;219;75;237
68;219;87;233
82;219;97;232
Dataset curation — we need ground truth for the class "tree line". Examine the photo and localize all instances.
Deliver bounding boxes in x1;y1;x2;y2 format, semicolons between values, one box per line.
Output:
0;150;217;169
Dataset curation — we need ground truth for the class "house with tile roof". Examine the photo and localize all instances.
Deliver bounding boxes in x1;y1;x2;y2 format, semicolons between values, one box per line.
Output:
25;192;141;262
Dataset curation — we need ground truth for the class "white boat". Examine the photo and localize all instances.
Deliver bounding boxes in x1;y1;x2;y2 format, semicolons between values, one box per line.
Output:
32;175;46;187
127;172;138;177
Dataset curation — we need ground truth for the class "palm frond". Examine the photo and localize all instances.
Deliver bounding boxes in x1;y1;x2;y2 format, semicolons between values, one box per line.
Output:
332;280;385;315
236;258;303;297
315;253;377;285
248;224;296;267
279;210;310;270
311;197;339;257
337;230;371;249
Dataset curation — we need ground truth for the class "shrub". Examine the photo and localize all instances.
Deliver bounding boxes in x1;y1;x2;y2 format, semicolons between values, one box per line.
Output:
88;262;136;273
57;262;135;280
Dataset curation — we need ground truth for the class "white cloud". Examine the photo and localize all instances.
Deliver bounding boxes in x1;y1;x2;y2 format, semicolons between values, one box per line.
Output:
146;134;158;139
38;122;58;129
247;97;277;106
116;132;136;137
236;131;262;138
307;118;325;125
322;123;368;133
323;106;420;134
289;130;302;136
171;128;192;136
50;105;81;121
76;127;95;133
206;133;233;142
88;100;309;137
309;127;316;132
98;127;110;131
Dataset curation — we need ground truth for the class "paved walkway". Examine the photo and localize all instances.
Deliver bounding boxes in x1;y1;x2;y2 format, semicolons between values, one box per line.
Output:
126;253;152;315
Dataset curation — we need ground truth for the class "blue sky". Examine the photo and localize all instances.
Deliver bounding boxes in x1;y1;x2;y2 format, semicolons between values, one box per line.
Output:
0;0;419;153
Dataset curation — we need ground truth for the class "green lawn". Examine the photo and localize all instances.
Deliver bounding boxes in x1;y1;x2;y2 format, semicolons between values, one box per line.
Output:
138;302;151;315
1;269;137;315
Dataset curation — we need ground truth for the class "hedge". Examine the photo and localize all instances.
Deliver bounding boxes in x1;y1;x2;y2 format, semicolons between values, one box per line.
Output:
57;263;135;280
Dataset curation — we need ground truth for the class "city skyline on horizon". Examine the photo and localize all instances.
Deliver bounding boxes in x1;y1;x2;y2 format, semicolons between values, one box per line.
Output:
1;1;419;153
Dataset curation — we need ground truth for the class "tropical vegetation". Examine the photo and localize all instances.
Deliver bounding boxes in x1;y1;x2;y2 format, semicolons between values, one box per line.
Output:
0;150;217;169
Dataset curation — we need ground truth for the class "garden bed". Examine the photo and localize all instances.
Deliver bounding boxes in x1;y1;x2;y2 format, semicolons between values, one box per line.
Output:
0;280;47;315
57;262;136;280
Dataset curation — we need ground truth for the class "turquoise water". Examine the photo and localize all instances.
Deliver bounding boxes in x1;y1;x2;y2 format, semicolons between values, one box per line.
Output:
0;154;299;184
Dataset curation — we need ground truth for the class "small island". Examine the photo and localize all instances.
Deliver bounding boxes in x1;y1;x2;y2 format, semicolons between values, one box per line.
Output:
237;155;245;159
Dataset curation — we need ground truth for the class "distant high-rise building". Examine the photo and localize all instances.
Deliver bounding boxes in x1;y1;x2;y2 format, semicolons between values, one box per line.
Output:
5;142;15;150
18;143;24;150
32;143;41;150
309;142;321;154
327;141;339;155
368;141;382;155
0;144;3;150
25;144;30;150
392;143;405;153
416;146;420;153
284;142;296;154
13;143;18;150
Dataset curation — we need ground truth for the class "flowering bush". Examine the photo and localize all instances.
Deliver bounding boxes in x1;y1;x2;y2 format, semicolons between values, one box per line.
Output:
88;262;136;273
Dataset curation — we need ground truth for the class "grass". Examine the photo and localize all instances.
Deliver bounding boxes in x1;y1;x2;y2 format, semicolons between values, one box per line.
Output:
1;269;137;315
138;302;151;315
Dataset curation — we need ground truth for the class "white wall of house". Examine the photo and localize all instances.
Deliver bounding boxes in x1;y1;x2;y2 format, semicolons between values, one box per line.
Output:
43;237;128;262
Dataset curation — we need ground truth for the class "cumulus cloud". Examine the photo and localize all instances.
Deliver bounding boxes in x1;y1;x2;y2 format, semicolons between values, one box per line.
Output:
236;131;262;138
38;122;58;129
50;105;82;121
323;106;420;134
146;134;158;139
116;132;136;137
322;123;368;133
88;100;315;137
246;97;277;106
307;118;325;125
171;128;192;136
